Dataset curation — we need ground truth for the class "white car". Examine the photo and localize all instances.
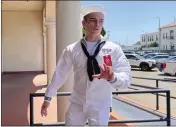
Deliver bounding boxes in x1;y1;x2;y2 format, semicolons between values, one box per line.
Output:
125;54;156;71
143;53;169;59
123;51;135;54
162;60;176;76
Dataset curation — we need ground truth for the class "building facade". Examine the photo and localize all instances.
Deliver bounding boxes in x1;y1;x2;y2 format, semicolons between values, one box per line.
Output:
121;41;142;51
2;0;82;122
160;21;176;50
140;21;176;52
140;32;159;48
2;1;82;74
121;45;135;51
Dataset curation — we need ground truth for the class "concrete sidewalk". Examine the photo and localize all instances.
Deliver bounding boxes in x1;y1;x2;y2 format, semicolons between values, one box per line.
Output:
112;98;176;126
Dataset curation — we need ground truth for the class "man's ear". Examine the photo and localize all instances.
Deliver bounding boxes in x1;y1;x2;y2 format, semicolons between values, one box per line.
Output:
82;20;86;28
82;20;84;26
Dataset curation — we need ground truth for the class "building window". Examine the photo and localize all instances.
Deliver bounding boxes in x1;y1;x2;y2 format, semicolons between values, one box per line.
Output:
171;44;174;50
156;35;158;41
163;45;165;50
152;36;153;41
163;33;165;39
148;37;150;41
166;33;168;39
144;37;145;42
170;30;174;39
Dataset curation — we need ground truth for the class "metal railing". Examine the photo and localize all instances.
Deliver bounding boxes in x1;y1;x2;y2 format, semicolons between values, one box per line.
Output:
29;89;171;126
132;76;176;110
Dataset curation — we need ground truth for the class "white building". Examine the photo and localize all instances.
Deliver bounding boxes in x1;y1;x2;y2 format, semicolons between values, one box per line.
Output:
121;45;135;51
160;21;176;50
121;41;142;51
140;32;159;48
140;21;176;52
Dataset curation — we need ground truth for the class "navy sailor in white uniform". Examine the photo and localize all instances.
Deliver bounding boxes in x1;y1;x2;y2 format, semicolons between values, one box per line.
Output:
41;5;131;126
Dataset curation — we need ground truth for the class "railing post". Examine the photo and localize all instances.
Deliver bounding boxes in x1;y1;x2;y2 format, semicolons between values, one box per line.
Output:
116;89;118;96
30;94;34;126
166;91;171;126
156;80;159;110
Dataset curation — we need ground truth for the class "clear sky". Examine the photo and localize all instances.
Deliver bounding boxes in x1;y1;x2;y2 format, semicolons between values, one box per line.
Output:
81;1;176;46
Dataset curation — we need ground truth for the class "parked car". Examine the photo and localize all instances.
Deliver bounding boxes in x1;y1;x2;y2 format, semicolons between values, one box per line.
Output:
156;56;176;64
144;51;153;54
135;51;145;56
150;55;170;63
123;51;136;54
125;54;156;71
157;56;176;73
160;60;176;76
143;53;169;59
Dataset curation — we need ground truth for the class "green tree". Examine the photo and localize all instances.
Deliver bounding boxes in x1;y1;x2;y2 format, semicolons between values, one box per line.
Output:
149;42;158;47
101;27;106;37
82;27;106;37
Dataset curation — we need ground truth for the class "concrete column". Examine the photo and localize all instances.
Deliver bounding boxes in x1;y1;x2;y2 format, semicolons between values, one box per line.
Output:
43;9;47;74
45;22;56;83
43;32;47;73
56;1;82;122
2;47;3;73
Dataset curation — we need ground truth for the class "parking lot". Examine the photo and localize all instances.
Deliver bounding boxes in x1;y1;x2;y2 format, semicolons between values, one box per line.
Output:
132;68;176;79
118;68;176;118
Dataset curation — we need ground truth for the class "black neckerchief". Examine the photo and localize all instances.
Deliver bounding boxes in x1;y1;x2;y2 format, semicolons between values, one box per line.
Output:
80;39;106;81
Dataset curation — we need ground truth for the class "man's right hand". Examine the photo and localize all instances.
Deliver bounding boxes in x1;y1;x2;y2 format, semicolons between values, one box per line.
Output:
41;101;50;117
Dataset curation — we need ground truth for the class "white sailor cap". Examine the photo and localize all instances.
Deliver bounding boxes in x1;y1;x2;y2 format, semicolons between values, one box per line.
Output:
80;5;107;20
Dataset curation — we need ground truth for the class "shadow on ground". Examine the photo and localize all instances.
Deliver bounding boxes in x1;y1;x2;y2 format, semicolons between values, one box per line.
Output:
157;73;174;77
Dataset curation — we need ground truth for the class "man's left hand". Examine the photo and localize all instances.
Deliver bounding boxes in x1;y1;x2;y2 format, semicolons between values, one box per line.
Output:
92;64;114;81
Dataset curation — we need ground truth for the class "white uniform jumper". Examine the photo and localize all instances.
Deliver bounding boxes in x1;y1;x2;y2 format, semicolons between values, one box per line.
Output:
45;36;132;125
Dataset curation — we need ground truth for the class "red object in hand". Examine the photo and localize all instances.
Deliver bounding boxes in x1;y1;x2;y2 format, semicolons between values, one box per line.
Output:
103;55;112;66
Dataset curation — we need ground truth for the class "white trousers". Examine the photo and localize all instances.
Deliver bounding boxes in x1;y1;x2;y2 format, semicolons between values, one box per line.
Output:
65;103;110;126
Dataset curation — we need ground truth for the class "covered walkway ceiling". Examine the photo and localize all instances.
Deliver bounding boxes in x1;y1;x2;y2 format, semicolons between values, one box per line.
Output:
1;1;44;11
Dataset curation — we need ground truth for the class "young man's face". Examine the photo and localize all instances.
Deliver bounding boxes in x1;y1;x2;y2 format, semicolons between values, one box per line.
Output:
82;12;104;36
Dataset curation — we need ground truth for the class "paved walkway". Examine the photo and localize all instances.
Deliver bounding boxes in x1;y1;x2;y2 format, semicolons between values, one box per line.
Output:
112;98;176;126
124;69;176;118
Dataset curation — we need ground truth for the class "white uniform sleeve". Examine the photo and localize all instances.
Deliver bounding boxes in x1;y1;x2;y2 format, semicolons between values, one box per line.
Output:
45;46;73;98
110;46;132;89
